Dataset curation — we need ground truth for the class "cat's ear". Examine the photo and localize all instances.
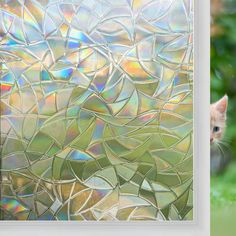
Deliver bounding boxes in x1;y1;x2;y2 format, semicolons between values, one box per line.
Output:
215;95;228;114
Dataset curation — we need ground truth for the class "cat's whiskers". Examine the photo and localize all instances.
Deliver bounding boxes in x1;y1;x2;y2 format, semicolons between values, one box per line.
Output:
214;140;227;161
217;139;230;149
221;136;230;142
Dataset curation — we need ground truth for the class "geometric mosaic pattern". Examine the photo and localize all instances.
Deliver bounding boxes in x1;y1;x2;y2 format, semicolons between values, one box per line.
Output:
0;0;193;221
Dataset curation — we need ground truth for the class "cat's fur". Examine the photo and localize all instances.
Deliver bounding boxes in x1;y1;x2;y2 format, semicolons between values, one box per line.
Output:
210;95;229;174
210;95;228;144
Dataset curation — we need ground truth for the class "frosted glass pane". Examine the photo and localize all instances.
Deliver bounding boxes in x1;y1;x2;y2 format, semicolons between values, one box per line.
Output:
0;0;193;221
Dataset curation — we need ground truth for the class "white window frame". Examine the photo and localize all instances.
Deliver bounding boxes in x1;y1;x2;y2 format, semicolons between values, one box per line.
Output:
0;0;210;235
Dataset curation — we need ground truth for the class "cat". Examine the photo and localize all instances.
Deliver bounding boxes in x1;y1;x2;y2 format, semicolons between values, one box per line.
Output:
210;95;230;174
210;95;228;144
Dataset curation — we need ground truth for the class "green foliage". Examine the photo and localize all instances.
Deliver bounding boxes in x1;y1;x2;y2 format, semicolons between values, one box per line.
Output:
211;163;236;205
211;8;236;158
211;163;236;236
211;2;236;235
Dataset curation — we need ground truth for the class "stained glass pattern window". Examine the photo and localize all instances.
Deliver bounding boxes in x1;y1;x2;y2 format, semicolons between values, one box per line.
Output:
0;0;193;221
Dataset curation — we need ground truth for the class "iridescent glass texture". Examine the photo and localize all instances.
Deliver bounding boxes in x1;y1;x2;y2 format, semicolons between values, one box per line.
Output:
0;0;193;221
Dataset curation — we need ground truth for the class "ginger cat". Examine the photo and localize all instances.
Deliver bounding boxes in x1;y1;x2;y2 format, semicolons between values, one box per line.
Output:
210;95;228;144
210;95;229;174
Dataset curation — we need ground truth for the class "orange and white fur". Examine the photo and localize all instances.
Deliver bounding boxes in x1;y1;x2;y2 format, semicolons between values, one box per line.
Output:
210;95;228;144
210;95;229;174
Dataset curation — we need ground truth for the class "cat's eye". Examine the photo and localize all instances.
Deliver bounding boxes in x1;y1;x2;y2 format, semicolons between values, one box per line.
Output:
213;126;220;132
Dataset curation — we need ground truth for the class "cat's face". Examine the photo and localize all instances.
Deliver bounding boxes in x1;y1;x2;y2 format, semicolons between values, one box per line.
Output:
210;95;228;144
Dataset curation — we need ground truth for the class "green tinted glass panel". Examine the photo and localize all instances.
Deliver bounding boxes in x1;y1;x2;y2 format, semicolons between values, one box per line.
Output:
0;0;193;221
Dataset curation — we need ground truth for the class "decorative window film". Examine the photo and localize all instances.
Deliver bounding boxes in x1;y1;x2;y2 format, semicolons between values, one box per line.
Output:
0;0;193;221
